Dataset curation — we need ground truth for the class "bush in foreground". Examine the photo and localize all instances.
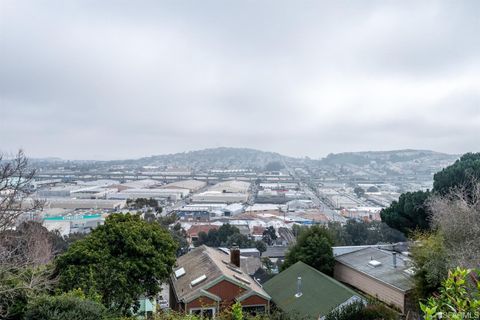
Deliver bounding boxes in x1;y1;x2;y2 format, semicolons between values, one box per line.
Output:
325;300;398;320
24;292;108;320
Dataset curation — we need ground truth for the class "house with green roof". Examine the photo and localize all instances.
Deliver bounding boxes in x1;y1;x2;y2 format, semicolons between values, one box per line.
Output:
263;261;363;319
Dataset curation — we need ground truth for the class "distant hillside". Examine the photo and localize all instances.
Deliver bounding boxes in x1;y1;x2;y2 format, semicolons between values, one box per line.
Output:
320;149;458;166
106;147;291;170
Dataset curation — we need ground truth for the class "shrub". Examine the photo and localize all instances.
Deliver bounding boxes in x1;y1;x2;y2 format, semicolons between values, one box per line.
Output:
325;300;398;320
24;292;109;320
420;267;480;320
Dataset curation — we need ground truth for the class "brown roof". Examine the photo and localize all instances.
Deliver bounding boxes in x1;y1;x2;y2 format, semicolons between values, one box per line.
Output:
187;225;219;237
252;226;265;236
171;245;270;303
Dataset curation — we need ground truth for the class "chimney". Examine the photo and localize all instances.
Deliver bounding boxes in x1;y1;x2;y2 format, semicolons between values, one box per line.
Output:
230;245;240;268
295;276;303;298
392;252;397;268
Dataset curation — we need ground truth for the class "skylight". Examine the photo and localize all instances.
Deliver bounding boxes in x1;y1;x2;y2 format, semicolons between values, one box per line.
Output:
191;274;207;286
368;260;382;267
404;267;416;276
174;267;186;279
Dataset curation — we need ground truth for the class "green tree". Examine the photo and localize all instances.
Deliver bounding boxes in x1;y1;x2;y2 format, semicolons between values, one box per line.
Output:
282;225;335;275
262;257;275;274
411;232;449;299
262;226;277;245
231;301;244;320
170;223;189;256
344;220;369;245
55;213;177;315
217;224;241;245
380;190;431;235
194;224;241;247
353;187;365;198
157;213;178;228
291;224;307;238
381;153;480;235
126;198;160;211
255;240;267;254
327;221;405;247
433;152;480;197
264;161;284;172
326;222;350;246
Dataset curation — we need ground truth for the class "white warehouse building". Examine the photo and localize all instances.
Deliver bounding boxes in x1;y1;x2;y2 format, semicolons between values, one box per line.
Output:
108;188;189;201
191;191;248;204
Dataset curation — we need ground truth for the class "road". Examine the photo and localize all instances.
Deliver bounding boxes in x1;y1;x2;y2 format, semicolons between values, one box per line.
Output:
282;160;346;222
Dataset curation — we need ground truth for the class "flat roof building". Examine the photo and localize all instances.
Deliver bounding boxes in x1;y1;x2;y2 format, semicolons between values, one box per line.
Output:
334;247;414;314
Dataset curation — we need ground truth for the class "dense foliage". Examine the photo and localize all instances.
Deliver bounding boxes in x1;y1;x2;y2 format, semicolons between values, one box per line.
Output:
381;153;480;234
195;224;266;252
325;300;398;320
24;291;108;320
55;213;177;315
264;161;284;172
126;197;160;211
410;232;449;299
420;267;480;320
282;225;335;275
433;153;480;196
262;226;277;245
327;220;406;246
380;190;431;235
0;221;61;319
353;187;365;198
409;182;480;301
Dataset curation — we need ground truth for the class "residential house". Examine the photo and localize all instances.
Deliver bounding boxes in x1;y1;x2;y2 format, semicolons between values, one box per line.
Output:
169;245;271;317
186;225;219;244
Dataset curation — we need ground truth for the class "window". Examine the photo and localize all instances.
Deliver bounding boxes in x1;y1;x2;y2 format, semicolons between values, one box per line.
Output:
242;305;266;316
190;307;215;318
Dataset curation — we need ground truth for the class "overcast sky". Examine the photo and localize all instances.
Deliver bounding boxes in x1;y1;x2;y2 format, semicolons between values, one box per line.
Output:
1;1;479;160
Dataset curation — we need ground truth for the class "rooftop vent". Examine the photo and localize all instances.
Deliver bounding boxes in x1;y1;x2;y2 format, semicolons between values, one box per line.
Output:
233;274;251;285
295;277;303;298
191;274;207;286
368;260;382;267
174;267;186;279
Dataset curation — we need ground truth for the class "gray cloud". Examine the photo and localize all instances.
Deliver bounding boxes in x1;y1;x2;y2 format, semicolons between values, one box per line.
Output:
0;0;479;159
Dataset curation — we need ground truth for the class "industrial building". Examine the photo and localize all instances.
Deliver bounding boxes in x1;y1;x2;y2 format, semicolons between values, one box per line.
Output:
108;188;189;201
191;191;248;204
162;180;207;192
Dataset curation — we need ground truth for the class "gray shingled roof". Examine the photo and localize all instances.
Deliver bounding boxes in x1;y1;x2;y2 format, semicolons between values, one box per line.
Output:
170;245;270;303
335;247;414;292
263;246;288;258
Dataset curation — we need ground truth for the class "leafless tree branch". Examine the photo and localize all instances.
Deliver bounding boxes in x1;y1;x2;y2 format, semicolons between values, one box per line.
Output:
0;150;42;232
428;180;480;269
0;150;54;318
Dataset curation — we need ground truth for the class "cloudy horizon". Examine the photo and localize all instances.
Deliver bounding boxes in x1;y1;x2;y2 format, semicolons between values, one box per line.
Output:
1;1;479;160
